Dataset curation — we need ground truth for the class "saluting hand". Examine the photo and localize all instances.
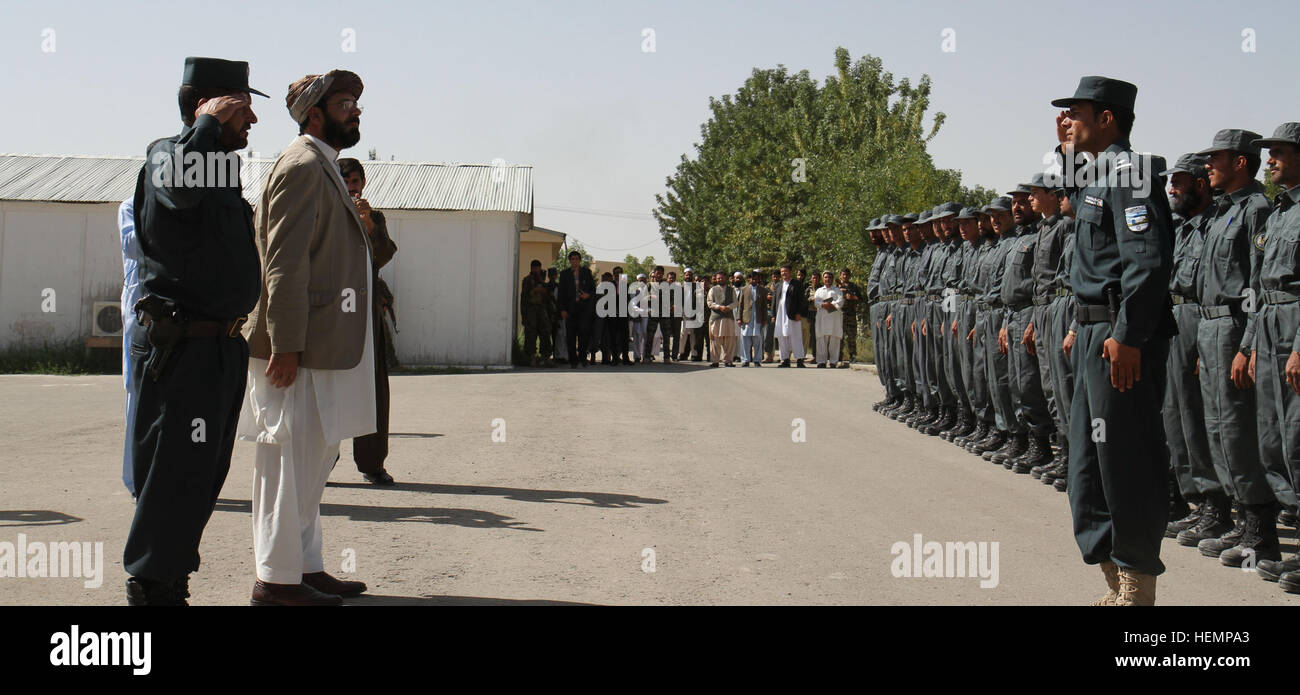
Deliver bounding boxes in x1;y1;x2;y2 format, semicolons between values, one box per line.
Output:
1103;338;1140;392
196;94;252;124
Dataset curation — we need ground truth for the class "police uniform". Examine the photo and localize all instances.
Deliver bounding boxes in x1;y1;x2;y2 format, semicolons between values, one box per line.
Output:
1191;129;1279;564
124;58;266;604
1244;125;1300;587
972;198;1019;457
950;207;991;446
1157;154;1225;537
1039;200;1077;490
998;184;1052;468
929;203;968;438
1054;77;1175;604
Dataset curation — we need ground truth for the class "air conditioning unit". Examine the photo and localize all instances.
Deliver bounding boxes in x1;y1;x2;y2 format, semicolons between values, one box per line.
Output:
92;301;124;337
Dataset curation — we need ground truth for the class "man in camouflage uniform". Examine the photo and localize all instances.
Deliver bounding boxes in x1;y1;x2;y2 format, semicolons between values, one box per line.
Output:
520;259;555;367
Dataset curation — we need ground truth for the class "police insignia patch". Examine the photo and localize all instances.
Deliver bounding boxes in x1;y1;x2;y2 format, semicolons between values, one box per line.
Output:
1254;231;1266;251
1124;205;1149;233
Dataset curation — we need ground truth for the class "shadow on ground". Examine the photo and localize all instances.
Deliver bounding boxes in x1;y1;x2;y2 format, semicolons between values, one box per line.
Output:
214;498;542;531
347;594;599;606
0;510;83;527
324;482;668;509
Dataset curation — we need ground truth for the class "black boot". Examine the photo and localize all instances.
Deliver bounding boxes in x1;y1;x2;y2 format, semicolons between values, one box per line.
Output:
1169;471;1191;523
970;428;1006;454
1166;495;1204;538
930;407;959;437
956;421;987;447
1220;503;1282;567
1197;503;1247;558
1177;494;1233;547
989;432;1027;465
127;576;189;606
1012;435;1053;474
1051;455;1069;492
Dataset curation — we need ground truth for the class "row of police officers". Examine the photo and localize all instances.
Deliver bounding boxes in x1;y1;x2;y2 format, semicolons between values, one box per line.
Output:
866;76;1300;605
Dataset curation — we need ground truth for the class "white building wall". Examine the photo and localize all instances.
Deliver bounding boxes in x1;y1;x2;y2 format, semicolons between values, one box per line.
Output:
0;201;122;348
0;202;520;367
382;209;518;366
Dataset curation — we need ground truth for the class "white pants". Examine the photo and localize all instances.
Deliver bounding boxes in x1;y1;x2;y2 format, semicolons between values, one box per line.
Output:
816;335;841;364
777;332;806;360
630;317;647;359
251;375;336;584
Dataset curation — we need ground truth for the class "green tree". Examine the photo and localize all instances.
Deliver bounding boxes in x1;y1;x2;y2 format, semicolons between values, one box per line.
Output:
621;254;656;278
654;47;993;281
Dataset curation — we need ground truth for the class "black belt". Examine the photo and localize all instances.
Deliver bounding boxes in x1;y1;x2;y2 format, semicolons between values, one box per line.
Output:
1200;304;1240;319
1032;296;1050;306
1007;302;1031;312
1075;303;1110;324
141;313;247;339
1262;289;1300;305
900;298;914;305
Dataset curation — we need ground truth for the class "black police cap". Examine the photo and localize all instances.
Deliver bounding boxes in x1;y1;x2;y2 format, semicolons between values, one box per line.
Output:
182;57;268;98
1051;76;1137;113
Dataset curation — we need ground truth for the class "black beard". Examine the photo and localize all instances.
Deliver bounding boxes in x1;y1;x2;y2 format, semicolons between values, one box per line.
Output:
218;121;248;152
323;112;361;150
1173;190;1203;218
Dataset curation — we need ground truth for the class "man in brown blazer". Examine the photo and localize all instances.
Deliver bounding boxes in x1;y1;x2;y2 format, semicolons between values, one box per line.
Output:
737;269;769;366
339;157;398;486
237;69;375;606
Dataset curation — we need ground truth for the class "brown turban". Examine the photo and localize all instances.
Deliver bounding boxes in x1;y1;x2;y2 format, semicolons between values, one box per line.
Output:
285;69;363;124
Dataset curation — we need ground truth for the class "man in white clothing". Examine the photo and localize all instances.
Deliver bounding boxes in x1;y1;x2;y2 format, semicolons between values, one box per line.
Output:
238;69;374;606
772;264;808;367
813;270;845;367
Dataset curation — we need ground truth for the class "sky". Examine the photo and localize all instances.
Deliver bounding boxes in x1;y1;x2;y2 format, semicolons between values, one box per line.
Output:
3;0;1298;265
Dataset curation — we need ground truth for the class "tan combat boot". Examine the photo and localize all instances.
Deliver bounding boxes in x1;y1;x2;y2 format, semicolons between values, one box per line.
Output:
1114;567;1157;606
1090;561;1121;605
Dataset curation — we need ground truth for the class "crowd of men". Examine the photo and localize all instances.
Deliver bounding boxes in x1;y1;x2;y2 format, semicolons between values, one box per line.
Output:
866;77;1300;605
520;255;867;369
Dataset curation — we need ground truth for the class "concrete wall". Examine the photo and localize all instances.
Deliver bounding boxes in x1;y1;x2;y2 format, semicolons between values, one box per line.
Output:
0;201;122;348
1;201;521;367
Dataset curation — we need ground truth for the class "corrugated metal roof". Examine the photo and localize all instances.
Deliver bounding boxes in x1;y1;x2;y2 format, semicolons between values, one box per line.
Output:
0;153;532;213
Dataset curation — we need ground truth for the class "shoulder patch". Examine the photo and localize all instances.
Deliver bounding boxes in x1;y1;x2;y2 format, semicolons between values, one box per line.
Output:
1124;204;1150;233
1085;195;1105;208
1254;231;1267;251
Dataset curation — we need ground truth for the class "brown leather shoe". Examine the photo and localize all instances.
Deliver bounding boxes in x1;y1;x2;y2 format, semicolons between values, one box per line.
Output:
250;580;343;606
302;571;367;598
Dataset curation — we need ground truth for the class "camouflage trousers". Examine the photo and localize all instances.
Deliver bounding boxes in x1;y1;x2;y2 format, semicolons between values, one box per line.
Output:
522;307;553;359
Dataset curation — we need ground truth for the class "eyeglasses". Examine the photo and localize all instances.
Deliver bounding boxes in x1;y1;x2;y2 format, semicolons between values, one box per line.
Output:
330;99;363;113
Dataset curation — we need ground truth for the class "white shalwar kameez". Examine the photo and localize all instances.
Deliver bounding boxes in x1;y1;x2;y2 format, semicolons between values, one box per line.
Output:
773;280;805;360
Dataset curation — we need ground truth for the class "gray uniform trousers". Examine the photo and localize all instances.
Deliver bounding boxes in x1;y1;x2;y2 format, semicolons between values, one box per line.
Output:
1032;302;1060;432
1007;305;1053;436
871;302;891;393
943;297;969;413
1164;302;1222;498
981;305;1016;433
1197;315;1271;505
1045;295;1076;436
893;302;913;396
931;299;957;407
963;300;991;423
1254;302;1300;510
912;299;932;407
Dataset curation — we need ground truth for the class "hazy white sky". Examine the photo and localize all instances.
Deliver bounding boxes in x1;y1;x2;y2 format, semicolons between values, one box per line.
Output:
4;0;1297;265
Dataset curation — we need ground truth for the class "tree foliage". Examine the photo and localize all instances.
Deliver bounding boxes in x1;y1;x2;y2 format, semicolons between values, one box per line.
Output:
654;48;994;278
552;239;594;272
620;254;657;279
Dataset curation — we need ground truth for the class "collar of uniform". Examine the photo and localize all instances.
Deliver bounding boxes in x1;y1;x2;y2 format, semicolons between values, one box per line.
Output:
1041;213;1061;228
1279;184;1300;208
1227;179;1265;205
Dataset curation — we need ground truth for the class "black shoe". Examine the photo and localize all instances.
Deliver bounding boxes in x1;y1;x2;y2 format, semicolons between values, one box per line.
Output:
1220;503;1282;567
1166;497;1204;538
795;359;806;368
971;430;1006;455
1280;569;1300;594
363;469;396;486
778;360;791;368
1257;552;1300;582
127;576;188;606
1177;494;1232;547
1198;511;1246;558
1280;508;1298;528
990;434;1027;465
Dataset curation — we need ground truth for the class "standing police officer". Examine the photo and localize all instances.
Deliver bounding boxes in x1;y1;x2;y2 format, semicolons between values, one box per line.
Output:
124;57;266;605
1192;129;1280;567
1244;124;1300;591
1053;76;1175;605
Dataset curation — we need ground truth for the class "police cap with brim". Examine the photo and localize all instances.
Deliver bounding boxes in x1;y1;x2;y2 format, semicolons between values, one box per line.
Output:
1005;183;1033;196
983;196;1013;213
1158;153;1210;179
917;210;932;224
182;57;268;97
1024;172;1062;192
932;202;962;219
1196;129;1263;157
901;213;919;223
884;214;904;226
1253;123;1300;149
956;206;980;220
1050;76;1137;112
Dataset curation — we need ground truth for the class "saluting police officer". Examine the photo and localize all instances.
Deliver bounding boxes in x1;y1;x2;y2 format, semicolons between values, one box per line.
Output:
1244;124;1300;592
1053;76;1175;605
1191;129;1281;567
124;58;266;605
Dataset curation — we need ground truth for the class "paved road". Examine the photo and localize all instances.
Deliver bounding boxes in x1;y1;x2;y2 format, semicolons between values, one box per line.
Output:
0;367;1294;605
